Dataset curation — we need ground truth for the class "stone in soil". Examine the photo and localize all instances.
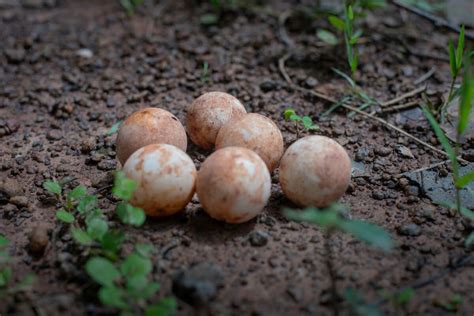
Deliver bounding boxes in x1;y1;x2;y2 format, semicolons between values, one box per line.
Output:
398;223;422;236
248;230;269;247
28;225;49;255
172;262;224;306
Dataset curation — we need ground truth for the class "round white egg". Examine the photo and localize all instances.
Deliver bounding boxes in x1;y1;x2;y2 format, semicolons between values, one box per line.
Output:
122;144;197;217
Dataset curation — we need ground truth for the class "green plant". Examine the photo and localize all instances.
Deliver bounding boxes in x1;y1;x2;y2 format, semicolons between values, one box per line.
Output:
113;171;146;227
43;172;145;259
344;288;382;316
440;25;465;119
285;204;393;315
120;0;144;15
328;5;361;78
380;287;415;314
421;53;474;246
86;245;176;315
108;121;123;136
0;235;36;299
283;108;319;138
201;62;210;83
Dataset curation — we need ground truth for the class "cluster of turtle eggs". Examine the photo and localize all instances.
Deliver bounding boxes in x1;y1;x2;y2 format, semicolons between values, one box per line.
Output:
116;92;351;224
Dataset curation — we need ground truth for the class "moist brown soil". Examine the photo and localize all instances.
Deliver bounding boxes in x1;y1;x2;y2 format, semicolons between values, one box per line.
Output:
1;0;473;315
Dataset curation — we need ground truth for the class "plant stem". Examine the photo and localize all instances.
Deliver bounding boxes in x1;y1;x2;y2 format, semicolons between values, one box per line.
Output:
454;131;461;214
324;230;339;316
441;77;457;121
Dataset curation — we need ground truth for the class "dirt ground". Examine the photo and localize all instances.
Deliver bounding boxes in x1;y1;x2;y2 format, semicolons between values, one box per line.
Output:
1;0;473;315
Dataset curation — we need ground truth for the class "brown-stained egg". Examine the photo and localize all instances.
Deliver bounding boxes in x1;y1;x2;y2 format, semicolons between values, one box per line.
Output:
215;113;284;172
116;108;187;165
122;144;197;217
186;92;247;150
279;136;351;207
196;147;271;223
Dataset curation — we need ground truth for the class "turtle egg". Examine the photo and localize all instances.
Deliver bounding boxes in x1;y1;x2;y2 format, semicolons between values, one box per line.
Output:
196;147;271;223
116;108;187;165
186;91;247;150
279;135;351;207
215;113;284;172
122;144;197;217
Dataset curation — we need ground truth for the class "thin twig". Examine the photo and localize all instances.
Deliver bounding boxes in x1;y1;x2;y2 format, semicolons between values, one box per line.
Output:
380;100;420;113
391;0;474;41
414;66;436;85
278;53;293;85
398;158;454;176
381;86;426;107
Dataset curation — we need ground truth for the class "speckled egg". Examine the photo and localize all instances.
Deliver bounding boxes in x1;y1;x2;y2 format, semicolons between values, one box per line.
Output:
116;108;187;165
196;147;271;223
215;113;284;172
186;92;247;150
122;144;197;217
279;136;351;207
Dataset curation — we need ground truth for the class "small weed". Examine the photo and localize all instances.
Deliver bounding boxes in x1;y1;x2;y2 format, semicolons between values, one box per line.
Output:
438;293;462;312
380;287;415;314
0;235;36;299
344;288;383;316
86;245;176;315
113;171;146;227
283;108;319;138
107;121;122;136
285;204;393;315
440;25;465;120
201;62;210;83
421;53;474;246
120;0;144;15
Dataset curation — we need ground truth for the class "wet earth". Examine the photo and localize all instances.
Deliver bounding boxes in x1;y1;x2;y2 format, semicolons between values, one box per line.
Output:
1;0;474;315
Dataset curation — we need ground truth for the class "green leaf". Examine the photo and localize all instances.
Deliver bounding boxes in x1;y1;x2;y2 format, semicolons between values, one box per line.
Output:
116;203;146;227
302;116;318;130
284;207;341;229
135;243;154;257
339;219;393;251
458;54;473;135
344;288;383;316
113;171;137;201
87;218;108;240
146;297;177;316
283;108;296;121
98;286;128;308
0;267;12;287
333;68;356;88
317;29;338;45
107;121;122;136
56;209;75;224
71;228;93;246
289;114;302;122
421;106;459;176
456;171;474;188
43;180;62;195
395;288;415;305
86;257;121;287
328;15;345;31
120;253;152;278
460;206;474;221
465;231;474;247
0;235;9;248
77;195;98;214
200;13;218;26
456;25;465;70
348;5;354;20
101;230;125;254
68;185;87;201
449;38;457;77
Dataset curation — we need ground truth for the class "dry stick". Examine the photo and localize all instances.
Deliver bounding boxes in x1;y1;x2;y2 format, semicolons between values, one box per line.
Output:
391;0;474;41
414;66;436;85
381;86;426;107
380;100;420;113
398;158;454;176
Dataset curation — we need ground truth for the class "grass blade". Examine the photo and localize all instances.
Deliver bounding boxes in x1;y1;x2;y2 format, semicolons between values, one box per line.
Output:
421;106;459;176
458;54;473;135
448;39;456;78
456;25;465;70
456;171;474;188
